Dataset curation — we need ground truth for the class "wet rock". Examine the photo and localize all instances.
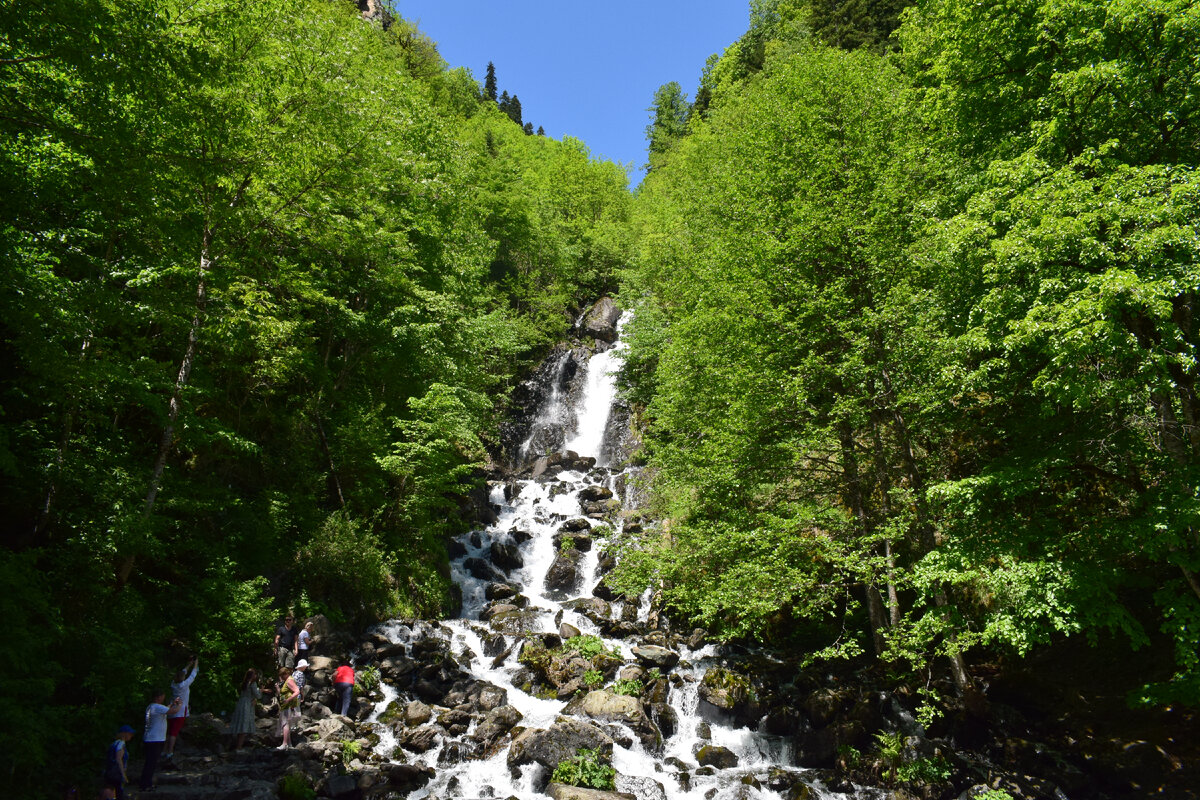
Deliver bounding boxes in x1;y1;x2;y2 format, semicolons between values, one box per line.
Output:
560;517;592;532
448;539;469;559
580;297;622;343
698;667;758;728
384;762;434;791
508;718;615;788
632;645;680;671
488;607;544;636
563;597;612;626
486;582;520;601
579;485;614;502
473;704;524;753
554;530;594;552
464;557;501;582
793;719;865;768
482;603;520;621
482;632;508;658
564;690;663;753
615;775;667;800
491;542;524;571
404;700;432;726
695;744;739;769
762;706;803;736
546;783;635;800
560;622;582;640
400;724;439;753
510;526;535;544
545;550;584;595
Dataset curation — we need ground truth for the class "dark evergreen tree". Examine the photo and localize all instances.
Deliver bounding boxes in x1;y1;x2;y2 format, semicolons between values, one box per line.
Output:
537;126;545;136
523;122;534;135
484;60;497;101
507;94;523;126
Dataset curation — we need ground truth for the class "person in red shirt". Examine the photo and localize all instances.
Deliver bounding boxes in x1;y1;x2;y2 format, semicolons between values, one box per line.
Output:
332;662;355;717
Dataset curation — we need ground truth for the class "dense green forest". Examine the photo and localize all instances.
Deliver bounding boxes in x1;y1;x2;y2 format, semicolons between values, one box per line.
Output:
0;0;629;790
3;0;1199;794
617;0;1200;721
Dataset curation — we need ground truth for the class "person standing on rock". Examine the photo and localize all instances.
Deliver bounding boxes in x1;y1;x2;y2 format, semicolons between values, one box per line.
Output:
229;668;262;750
140;691;182;791
296;620;314;662
274;614;297;668
332;661;355;717
102;724;134;799
164;655;197;761
275;666;300;749
292;659;309;702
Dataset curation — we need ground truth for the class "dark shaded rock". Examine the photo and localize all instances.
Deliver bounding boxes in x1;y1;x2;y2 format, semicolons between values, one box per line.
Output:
491;542;524;571
508;718;615;789
486;583;519;601
579;485;614;502
545;550;583;595
448;539;468;559
563;597;612;626
560;518;592;532
474;704;524;754
580;297;622;343
384;763;434;792
400;725;439;753
482;633;508;658
464;557;500;582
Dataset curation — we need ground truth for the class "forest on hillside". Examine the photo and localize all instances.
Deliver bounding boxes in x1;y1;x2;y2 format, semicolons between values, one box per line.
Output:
618;0;1200;724
1;0;1198;795
0;0;631;790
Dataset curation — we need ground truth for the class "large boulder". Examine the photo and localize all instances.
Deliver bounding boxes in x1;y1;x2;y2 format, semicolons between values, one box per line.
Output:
547;784;636;800
472;704;524;754
565;690;663;754
545;550;584;596
491;542;525;571
580;297;622;343
696;744;739;769
698;667;759;728
631;646;680;672
508;718;615;786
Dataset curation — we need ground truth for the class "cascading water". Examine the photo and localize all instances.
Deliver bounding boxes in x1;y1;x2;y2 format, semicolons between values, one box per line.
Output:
363;311;865;800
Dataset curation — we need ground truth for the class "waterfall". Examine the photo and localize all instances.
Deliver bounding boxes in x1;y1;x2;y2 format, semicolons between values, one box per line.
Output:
363;315;856;800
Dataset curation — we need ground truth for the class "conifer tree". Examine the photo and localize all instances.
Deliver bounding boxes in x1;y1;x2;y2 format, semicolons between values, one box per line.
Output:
523;122;534;135
484;61;497;101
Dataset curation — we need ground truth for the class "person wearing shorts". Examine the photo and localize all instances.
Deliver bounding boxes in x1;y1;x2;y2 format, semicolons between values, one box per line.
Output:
164;656;198;760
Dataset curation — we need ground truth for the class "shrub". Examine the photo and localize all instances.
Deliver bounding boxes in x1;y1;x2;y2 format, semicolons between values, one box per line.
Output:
563;634;613;659
294;512;396;624
354;665;380;695
612;678;642;697
551;748;616;790
278;771;316;800
583;669;604;688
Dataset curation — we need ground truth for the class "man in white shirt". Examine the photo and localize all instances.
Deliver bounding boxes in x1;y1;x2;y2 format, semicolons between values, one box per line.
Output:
140;691;182;791
164;656;198;760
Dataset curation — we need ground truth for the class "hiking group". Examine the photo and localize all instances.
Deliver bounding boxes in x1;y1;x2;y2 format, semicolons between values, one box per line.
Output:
100;614;357;798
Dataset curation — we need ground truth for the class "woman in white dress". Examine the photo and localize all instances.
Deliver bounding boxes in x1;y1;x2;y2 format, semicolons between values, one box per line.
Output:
229;668;261;749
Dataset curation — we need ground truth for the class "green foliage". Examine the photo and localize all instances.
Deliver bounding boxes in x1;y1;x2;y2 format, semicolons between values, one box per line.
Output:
562;635;614;659
551;748;616;791
897;757;952;786
354;666;381;696
559;537;577;554
294;513;397;625
974;791;1014;800
583;669;604;689
278;771;317;800
518;639;552;671
612;678;643;697
340;739;362;766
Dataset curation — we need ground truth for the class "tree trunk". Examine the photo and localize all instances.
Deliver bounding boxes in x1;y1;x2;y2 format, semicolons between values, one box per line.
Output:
117;225;211;587
840;423;888;656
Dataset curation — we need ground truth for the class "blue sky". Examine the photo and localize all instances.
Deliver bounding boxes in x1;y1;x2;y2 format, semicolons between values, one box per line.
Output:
394;2;750;184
